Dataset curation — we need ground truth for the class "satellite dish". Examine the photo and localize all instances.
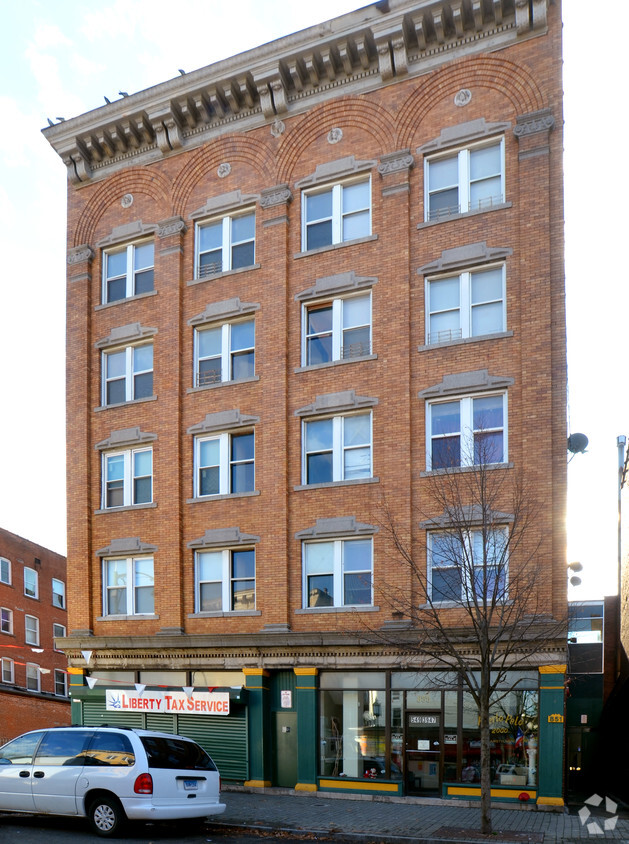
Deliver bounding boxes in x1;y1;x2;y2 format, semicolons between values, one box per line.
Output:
567;433;589;454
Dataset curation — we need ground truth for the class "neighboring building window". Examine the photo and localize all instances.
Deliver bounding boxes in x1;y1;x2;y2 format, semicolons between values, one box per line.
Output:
103;343;153;406
196;211;255;278
0;556;10;584
302;178;371;251
428;529;508;603
103;240;154;303
25;614;40;646
426;266;505;345
54;669;68;697
303;538;373;608
103;557;154;616
425;140;504;221
103;447;153;508
194;319;255;387
427;393;507;470
26;663;40;692
53;623;66;651
52;578;66;609
24;567;38;599
303;293;371;365
1;658;14;684
1;607;13;635
194;432;255;497
195;548;256;612
303;412;372;484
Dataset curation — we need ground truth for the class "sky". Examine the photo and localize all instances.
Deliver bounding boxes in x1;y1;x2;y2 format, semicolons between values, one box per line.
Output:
0;1;625;599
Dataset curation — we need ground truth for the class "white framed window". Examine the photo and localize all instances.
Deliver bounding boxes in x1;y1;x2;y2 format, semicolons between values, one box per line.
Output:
303;412;372;485
194;319;255;387
427;393;507;470
426;266;506;345
102;343;153;406
26;663;40;692
302;292;371;366
302;538;373;608
302;178;371;251
25;614;40;646
54;669;68;697
1;607;13;635
52;578;66;609
428;528;509;603
0;556;10;585
53;622;66;651
1;658;14;684
195;548;256;613
24;567;38;599
194;432;255;497
103;556;154;616
103;240;154;303
103;447;153;508
196;211;255;278
425;139;504;221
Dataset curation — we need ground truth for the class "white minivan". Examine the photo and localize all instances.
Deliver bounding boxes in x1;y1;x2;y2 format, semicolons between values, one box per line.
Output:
0;726;225;837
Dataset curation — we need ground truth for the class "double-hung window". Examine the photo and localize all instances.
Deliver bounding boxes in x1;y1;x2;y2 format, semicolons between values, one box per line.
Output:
103;447;152;508
103;556;154;616
426;266;505;345
303;178;371;251
0;557;10;584
303;293;371;365
1;658;14;684
25;614;39;646
103;343;153;405
1;607;12;635
26;663;40;692
194;432;254;497
303;538;373;608
54;669;68;697
195;548;255;612
425;139;504;221
196;211;255;278
24;567;38;599
303;412;372;485
52;578;66;609
53;623;66;651
103;241;154;303
428;529;508;603
427;393;507;470
195;319;254;386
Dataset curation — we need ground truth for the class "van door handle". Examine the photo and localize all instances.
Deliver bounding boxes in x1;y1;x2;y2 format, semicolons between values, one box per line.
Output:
19;770;30;778
33;771;45;778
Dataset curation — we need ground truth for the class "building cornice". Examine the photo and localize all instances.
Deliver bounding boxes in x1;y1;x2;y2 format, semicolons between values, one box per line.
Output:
41;0;550;185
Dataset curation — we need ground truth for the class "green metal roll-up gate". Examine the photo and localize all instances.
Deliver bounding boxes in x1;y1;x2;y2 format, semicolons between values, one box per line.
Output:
82;700;144;728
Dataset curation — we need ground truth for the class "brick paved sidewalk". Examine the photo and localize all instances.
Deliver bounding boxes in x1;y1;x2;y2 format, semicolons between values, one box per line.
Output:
215;788;629;843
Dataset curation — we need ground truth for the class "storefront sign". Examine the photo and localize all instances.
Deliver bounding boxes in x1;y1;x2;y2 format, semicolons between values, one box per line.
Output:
105;689;230;715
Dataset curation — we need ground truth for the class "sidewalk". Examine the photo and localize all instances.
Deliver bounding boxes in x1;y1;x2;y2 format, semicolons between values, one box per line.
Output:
213;787;629;843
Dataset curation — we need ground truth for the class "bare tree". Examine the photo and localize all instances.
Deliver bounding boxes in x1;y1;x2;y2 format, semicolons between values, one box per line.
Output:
372;431;566;833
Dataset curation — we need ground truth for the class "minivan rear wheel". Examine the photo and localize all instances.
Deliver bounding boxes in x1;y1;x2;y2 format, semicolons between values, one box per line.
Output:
88;794;126;837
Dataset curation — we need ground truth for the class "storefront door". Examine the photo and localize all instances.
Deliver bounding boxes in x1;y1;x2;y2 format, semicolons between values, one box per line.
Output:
405;712;441;795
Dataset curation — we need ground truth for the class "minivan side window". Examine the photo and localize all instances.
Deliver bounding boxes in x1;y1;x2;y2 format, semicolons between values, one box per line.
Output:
34;730;93;765
84;731;136;767
0;732;45;764
140;736;216;770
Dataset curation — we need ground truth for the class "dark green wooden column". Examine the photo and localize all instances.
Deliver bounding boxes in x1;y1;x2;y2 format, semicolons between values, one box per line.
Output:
294;667;319;791
537;664;566;806
243;668;271;787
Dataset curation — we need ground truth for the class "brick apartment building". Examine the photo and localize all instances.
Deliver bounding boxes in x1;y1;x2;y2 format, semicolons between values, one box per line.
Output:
43;0;567;803
0;527;70;741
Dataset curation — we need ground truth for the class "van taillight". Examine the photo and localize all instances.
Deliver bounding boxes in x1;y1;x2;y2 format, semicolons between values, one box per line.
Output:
134;773;153;794
219;775;222;793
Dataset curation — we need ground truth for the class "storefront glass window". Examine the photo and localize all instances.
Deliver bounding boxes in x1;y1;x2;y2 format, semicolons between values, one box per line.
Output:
320;688;394;779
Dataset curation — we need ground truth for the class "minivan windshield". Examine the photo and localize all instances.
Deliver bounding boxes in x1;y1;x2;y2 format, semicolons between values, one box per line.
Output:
139;736;216;770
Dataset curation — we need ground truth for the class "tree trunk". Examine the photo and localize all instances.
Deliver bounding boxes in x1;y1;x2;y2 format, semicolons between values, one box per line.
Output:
479;684;493;834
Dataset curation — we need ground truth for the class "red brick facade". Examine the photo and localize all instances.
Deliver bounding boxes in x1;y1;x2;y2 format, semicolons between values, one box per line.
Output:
0;528;70;742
